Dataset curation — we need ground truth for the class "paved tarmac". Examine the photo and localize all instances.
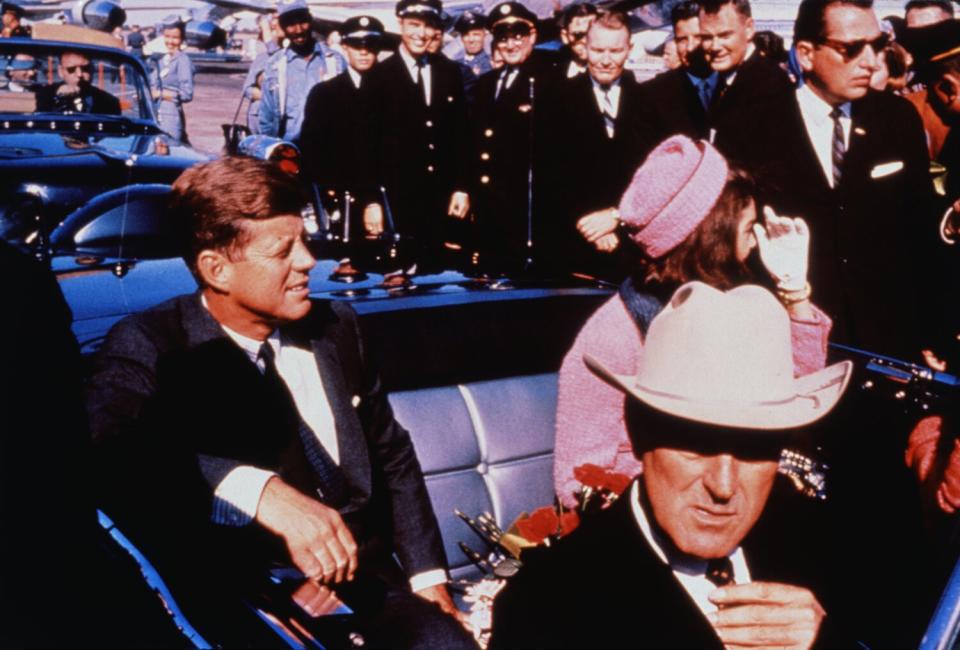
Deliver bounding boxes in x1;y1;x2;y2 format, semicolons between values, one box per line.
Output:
182;61;249;156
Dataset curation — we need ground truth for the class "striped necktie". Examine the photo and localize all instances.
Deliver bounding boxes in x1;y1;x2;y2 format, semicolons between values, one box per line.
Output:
600;85;615;138
259;342;348;507
830;106;846;188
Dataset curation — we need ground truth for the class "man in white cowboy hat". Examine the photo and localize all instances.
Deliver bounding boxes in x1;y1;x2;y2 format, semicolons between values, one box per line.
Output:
489;281;861;649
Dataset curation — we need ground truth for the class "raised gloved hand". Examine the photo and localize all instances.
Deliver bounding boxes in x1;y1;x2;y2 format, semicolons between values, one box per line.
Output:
753;206;810;292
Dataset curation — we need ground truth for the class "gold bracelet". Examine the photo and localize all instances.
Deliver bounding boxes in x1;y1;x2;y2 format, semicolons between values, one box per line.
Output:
776;281;812;305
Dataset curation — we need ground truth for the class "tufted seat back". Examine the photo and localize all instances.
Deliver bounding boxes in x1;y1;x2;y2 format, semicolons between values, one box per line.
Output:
389;372;558;580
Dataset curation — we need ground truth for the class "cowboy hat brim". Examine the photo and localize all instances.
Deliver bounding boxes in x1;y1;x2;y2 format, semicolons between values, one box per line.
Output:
584;354;853;431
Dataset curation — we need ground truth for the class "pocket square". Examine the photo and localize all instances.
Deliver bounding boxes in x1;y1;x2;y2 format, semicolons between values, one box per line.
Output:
351;395;361;408
870;161;904;178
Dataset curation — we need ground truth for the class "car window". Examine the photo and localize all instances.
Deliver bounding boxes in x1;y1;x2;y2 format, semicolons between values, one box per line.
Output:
68;194;178;259
0;46;150;120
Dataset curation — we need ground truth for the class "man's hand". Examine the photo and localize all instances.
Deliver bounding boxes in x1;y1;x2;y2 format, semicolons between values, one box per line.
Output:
57;82;81;96
363;203;385;236
255;477;358;584
292;580;346;618
416;584;473;630
576;208;619;243
707;582;825;650
448;191;470;219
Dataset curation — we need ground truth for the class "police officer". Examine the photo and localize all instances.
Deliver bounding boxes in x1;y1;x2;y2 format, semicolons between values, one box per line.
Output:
259;0;346;141
366;0;471;270
454;11;491;77
149;19;194;144
300;16;385;238
470;2;559;273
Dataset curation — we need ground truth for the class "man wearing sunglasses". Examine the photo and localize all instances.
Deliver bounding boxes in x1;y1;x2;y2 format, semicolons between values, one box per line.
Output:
558;2;598;79
36;51;121;115
761;2;941;645
467;1;561;274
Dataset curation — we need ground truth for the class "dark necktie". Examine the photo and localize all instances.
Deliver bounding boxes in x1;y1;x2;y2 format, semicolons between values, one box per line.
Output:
258;342;348;507
705;556;735;587
495;65;515;100
415;56;427;105
830;106;846;188
697;78;712;110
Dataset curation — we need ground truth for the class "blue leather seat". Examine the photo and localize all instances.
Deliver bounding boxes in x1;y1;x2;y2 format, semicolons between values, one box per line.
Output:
389;372;558;580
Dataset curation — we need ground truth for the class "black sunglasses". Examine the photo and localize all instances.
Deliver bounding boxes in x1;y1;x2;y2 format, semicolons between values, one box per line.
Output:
492;23;532;43
64;64;92;74
569;30;588;42
817;32;889;61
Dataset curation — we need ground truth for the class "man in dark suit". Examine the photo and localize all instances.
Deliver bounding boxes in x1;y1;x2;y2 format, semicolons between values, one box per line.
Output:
35;51;122;115
87;157;476;649
468;2;559;273
766;0;937;357
556;2;598;80
634;1;716;155
489;282;858;649
540;11;647;277
366;0;471;271
698;0;795;180
301;15;385;240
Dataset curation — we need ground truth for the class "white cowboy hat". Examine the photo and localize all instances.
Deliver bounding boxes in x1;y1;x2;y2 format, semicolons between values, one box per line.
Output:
585;281;852;431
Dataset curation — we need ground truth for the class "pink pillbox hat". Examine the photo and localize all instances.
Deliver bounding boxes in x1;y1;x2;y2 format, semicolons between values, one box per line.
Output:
618;135;729;259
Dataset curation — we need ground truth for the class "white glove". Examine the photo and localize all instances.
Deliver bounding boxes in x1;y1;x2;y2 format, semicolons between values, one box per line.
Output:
753;206;810;292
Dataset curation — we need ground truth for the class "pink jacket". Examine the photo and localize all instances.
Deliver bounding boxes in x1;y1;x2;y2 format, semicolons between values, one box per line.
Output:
553;293;833;507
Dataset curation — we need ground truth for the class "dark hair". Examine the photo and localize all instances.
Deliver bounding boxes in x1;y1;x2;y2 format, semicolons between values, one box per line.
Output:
700;0;752;19
636;167;758;293
671;1;701;27
905;0;954;18
169;156;309;282
753;30;786;62
161;20;186;38
883;42;909;78
561;2;599;29
794;0;873;43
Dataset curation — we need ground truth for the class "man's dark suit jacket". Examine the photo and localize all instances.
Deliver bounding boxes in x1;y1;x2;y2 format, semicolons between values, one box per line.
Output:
488;479;858;649
88;294;447;604
709;53;796;184
634;67;711;158
366;51;470;252
300;70;378;209
759;89;938;357
539;72;647;274
469;50;559;271
35;81;122;115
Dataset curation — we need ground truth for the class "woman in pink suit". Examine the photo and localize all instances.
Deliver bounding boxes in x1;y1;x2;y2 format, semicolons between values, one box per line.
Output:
554;135;832;507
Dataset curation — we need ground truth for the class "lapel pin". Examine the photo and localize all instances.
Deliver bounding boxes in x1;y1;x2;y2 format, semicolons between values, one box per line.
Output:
351;395;361;408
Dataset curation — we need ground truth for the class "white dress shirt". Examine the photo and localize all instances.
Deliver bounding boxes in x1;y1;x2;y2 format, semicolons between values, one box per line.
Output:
591;77;621;138
796;83;851;188
398;46;431;106
629;481;751;618
567;60;586;78
348;66;362;89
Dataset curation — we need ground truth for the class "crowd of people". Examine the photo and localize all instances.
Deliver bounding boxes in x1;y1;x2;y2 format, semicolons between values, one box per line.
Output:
3;0;960;648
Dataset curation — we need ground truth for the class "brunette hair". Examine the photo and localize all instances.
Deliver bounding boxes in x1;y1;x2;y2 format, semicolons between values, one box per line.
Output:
169;156;308;282
636;167;757;292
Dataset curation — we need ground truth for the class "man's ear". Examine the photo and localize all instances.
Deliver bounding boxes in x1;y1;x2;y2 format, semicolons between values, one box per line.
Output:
795;39;815;73
560;27;569;45
743;16;755;41
196;249;232;293
531;27;538;43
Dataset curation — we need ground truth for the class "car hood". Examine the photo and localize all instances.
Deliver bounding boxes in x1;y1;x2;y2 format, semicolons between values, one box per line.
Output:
0;130;207;168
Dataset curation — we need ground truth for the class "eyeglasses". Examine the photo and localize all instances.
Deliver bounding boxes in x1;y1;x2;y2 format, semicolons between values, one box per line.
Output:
64;64;92;74
569;30;588;42
817;33;889;61
493;24;532;44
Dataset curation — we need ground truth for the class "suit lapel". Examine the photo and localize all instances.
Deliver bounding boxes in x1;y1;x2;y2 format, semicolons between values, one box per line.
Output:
309;335;372;506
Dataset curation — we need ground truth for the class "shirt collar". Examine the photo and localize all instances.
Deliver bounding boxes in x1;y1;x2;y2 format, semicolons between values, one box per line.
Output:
285;40;327;62
348;66;362;88
398;45;427;75
687;70;718;89
796;82;851;125
590;75;621;92
200;293;279;363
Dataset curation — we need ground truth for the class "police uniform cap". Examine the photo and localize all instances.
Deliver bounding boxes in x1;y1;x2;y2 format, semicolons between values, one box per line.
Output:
342;15;385;47
904;18;960;65
277;0;311;20
1;2;23;18
455;11;484;34
396;0;443;23
487;2;536;30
